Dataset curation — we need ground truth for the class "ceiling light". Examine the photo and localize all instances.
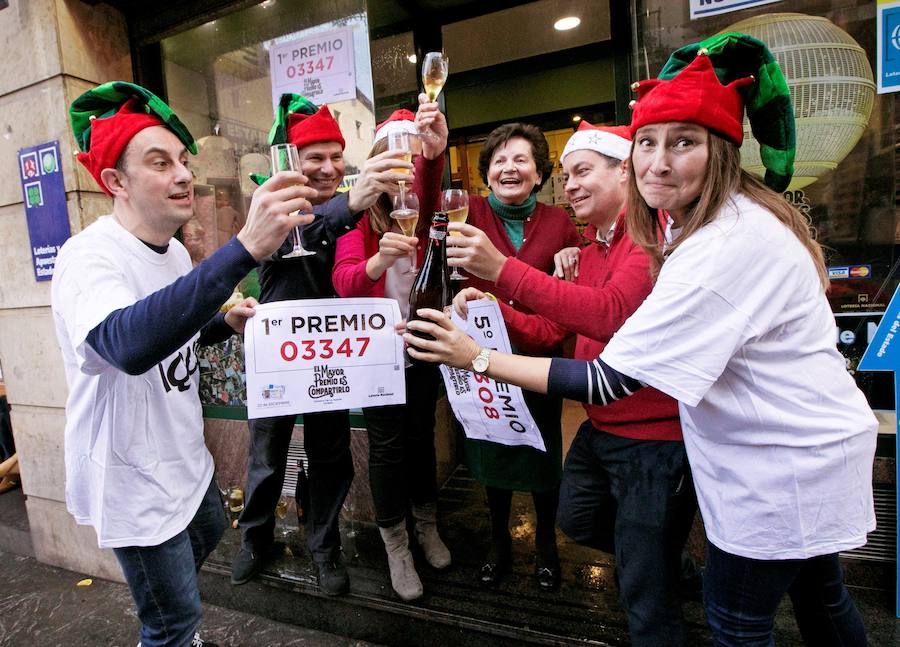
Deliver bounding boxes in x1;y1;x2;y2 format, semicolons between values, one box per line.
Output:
407;54;417;64
554;16;581;31
572;114;582;122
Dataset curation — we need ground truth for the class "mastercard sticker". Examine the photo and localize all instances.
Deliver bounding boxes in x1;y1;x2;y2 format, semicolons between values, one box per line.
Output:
829;265;871;280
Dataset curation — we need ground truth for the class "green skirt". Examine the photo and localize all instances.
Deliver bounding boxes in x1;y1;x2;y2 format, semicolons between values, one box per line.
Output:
463;389;563;492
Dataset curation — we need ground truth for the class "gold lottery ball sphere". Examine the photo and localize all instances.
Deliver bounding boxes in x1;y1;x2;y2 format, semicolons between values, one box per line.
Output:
722;13;875;190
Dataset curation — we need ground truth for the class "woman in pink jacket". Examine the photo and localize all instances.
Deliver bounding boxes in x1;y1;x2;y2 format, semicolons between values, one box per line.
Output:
331;97;447;602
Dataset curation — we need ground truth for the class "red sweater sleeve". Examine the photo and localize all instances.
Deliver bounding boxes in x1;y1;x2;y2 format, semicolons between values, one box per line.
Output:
332;215;381;297
495;243;654;342
499;301;569;355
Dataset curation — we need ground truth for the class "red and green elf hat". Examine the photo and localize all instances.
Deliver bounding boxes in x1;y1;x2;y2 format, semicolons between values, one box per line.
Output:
250;93;345;186
69;81;196;195
629;32;795;192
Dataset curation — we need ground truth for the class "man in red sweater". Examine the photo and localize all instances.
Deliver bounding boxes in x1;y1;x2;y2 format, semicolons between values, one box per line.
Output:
448;123;697;647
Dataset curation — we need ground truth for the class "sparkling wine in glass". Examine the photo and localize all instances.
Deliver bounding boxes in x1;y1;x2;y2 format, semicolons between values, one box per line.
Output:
422;52;449;102
226;486;244;514
270;143;315;258
387;130;413;201
442;189;469;281
390;191;420;274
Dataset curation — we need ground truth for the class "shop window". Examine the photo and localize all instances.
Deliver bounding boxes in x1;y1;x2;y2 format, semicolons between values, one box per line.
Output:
160;0;373;409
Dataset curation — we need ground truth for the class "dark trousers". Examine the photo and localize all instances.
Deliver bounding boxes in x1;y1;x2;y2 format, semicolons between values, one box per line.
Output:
557;421;697;647
0;396;13;461
363;362;440;527
240;409;352;562
114;476;225;647
704;542;867;647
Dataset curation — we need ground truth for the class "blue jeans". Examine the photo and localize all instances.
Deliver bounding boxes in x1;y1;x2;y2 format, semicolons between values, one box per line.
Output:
703;542;867;646
114;476;225;647
557;421;697;647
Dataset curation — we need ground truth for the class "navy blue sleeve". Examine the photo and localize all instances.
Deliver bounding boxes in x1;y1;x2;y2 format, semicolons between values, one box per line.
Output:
198;312;233;346
547;357;644;405
86;238;258;375
297;191;362;252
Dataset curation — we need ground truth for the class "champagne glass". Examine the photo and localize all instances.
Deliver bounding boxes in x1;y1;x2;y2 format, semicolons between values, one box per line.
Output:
270;143;316;258
443;189;469;281
226;486;244;515
390;191;420;274
387;131;413;200
422;52;449;102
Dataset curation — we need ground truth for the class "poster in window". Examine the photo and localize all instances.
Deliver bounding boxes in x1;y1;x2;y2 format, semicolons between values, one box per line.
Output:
269;28;356;110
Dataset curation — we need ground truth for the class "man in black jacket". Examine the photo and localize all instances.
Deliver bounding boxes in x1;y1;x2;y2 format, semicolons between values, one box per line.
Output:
231;94;411;595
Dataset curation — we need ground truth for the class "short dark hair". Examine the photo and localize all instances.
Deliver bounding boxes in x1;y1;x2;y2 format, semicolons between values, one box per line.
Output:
478;123;553;192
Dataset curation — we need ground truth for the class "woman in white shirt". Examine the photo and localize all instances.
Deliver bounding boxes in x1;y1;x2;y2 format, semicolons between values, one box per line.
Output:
403;35;874;647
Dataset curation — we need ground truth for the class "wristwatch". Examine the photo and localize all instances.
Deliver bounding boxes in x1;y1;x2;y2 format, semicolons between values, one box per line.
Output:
471;348;492;374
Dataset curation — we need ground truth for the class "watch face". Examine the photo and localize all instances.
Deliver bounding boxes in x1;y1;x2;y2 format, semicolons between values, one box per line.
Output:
472;353;488;373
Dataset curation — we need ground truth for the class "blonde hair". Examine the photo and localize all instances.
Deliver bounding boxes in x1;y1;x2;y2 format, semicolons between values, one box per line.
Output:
625;131;828;290
366;138;393;236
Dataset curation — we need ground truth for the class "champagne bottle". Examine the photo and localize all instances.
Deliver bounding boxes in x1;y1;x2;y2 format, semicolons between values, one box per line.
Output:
407;211;452;347
294;459;310;526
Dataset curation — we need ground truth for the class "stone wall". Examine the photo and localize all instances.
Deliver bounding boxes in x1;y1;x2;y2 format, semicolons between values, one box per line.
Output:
0;0;131;581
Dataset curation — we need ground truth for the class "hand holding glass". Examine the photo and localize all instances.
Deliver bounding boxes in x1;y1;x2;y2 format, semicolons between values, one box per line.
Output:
442;189;469;280
390;191;419;274
270;143;315;258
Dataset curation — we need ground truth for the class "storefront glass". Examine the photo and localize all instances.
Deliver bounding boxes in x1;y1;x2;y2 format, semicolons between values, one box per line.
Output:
159;0;372;409
631;0;898;428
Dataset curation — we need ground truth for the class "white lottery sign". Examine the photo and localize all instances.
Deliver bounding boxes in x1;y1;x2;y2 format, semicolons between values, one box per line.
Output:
269;27;356;110
244;298;406;419
439;299;544;452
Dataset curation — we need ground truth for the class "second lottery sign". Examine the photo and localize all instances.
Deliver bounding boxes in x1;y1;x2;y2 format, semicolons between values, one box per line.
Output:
244;298;406;418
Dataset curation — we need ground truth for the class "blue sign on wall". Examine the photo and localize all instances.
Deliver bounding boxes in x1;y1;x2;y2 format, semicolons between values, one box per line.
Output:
18;140;71;281
858;284;900;617
878;1;900;93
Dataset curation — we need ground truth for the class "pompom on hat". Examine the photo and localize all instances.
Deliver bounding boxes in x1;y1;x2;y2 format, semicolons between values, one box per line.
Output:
69;81;196;196
628;32;795;192
561;121;632;164
374;109;418;143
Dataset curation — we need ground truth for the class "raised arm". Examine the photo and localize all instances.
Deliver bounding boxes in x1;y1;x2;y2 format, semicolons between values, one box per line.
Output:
495;243;653;342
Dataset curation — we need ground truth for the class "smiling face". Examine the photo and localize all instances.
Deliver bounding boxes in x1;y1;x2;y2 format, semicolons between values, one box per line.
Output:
298;141;345;204
112;126;194;237
486;136;542;205
563;150;628;228
632;122;709;225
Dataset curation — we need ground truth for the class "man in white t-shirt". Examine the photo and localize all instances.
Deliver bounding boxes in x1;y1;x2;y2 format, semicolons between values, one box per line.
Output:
52;82;315;647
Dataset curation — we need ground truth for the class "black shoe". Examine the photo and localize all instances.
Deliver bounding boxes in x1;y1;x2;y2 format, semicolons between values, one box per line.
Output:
478;541;510;586
534;561;561;591
231;546;263;585
316;558;350;596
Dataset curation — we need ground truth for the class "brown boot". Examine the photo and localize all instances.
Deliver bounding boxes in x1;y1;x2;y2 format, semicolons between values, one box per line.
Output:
379;522;423;601
412;503;451;569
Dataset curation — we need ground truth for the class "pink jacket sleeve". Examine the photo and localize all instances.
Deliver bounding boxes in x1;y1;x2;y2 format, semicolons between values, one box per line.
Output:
332;215;382;297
